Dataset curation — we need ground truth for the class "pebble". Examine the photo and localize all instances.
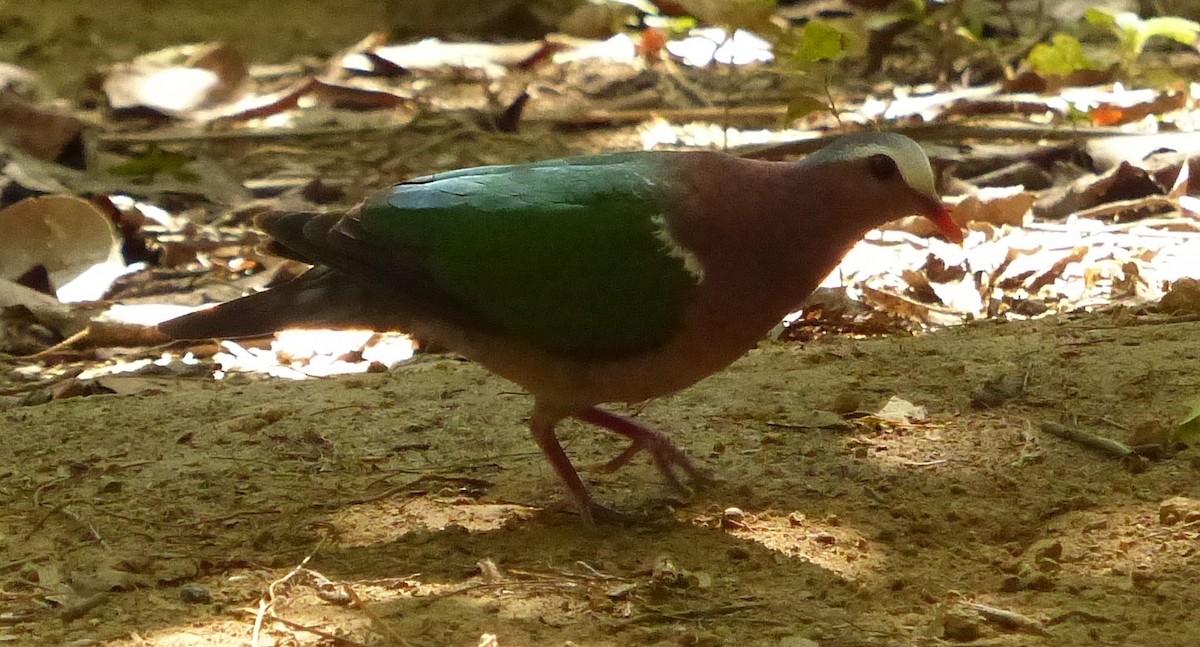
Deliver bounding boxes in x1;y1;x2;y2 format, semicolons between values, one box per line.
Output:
179;584;212;604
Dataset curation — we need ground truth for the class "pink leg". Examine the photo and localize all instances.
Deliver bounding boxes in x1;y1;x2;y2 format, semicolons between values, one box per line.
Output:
574;407;706;493
528;404;621;524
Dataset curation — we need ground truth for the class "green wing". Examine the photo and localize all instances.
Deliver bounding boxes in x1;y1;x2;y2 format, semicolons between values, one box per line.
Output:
358;152;698;357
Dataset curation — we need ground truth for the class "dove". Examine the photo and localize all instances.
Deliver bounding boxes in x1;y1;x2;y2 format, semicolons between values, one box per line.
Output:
160;132;961;522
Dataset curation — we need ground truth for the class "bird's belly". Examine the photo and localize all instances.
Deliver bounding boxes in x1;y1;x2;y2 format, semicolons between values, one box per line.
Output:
411;312;771;409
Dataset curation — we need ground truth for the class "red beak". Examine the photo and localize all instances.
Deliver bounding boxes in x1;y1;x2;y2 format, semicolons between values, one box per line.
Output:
925;200;963;245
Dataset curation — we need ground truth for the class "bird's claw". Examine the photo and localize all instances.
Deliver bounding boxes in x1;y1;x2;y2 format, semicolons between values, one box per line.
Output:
544;495;647;525
575;406;709;496
599;431;709;496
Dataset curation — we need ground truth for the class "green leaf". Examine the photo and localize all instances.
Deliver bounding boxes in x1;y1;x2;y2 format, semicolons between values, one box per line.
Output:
785;93;829;121
960;0;996;38
660;16;698;34
954;25;978;43
1086;9;1200;57
795;21;847;63
1172;402;1200;447
1027;34;1098;76
1140;16;1200;48
1084;8;1117;30
107;147;198;184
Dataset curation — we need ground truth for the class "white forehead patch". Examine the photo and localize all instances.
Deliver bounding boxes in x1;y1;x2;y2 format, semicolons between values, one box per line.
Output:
803;133;938;199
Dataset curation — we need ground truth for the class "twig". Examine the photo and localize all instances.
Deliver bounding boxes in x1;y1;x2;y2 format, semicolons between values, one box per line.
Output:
1054;314;1200;332
965;602;1051;636
1039;421;1132;458
1022;219;1200;239
32;476;70;508
897;458;949;467
239;610;373;647
0;554;49;573
0;368;83;396
1143;517;1200;539
735;123;1142;160
93;121;413;146
252;542;324;647
342;582;411;647
58;593;111;623
1071;195;1176;221
59;507;108;548
22;329;89;358
1119;314;1200;326
629;601;766;624
543;104;793;128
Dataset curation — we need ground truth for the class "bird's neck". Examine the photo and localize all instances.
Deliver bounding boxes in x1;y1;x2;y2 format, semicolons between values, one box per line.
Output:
666;155;878;344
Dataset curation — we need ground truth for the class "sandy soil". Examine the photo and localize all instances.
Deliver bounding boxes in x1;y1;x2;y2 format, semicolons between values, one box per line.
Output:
4;3;1200;646
3;314;1199;646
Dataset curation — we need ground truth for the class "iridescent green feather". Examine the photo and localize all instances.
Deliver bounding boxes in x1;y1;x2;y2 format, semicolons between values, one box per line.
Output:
358;153;697;357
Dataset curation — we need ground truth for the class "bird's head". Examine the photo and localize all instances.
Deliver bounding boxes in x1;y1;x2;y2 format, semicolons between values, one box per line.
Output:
802;132;963;244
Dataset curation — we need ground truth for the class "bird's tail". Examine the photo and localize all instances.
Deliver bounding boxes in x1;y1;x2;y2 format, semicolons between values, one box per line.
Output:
158;266;407;340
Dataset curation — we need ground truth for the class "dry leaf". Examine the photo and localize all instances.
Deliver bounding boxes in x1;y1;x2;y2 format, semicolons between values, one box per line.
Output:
103;43;248;117
347;39;555;76
0;195;122;298
0;90;87;162
1159;277;1200;314
875;396;928;425
949;186;1034;228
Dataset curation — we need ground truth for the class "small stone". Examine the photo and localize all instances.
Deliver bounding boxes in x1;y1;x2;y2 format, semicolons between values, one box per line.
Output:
1159;277;1200;314
812;532;837;546
942;609;982;642
477;558;503;583
727;546;751;561
970;373;1024;409
1128;419;1169;446
1034;557;1061;574
1033;539;1063;562
778;636;819;647
179;584;211;604
1158;497;1200;526
97;479;124;494
830;391;860;414
1027;572;1055;591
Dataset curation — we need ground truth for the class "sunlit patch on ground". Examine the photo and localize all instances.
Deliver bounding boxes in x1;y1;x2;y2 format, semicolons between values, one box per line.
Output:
639;116;812;150
328;497;536;547
214;329;416;379
716;511;881;581
1033;500;1200;585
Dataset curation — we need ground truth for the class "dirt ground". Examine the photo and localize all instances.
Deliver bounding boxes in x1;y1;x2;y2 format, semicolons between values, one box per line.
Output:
3;3;1200;646
0;0;385;94
4;314;1200;646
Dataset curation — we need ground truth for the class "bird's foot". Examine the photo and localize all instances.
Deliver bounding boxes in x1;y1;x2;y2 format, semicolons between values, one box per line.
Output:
573;499;638;525
576;407;709;495
531;403;705;525
546;496;676;526
531;404;644;526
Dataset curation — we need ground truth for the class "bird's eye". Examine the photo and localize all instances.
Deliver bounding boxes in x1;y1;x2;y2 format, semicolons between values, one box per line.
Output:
867;154;900;181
